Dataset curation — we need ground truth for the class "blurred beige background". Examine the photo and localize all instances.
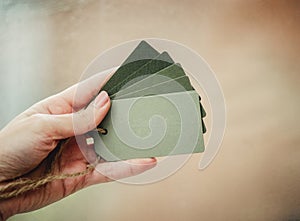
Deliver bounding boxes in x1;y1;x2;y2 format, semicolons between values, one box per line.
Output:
0;0;299;220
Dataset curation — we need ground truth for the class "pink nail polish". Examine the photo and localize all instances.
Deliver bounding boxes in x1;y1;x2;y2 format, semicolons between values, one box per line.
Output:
94;91;109;108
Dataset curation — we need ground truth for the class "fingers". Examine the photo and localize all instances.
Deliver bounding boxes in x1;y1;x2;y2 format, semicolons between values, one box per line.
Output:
20;71;113;118
56;71;113;111
43;91;110;140
85;158;157;186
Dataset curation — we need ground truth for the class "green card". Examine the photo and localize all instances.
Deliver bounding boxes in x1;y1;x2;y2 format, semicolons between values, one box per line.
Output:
92;40;207;161
94;91;204;161
113;63;193;99
102;41;160;95
110;52;174;98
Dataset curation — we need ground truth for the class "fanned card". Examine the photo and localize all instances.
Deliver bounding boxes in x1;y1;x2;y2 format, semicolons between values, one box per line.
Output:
92;41;206;161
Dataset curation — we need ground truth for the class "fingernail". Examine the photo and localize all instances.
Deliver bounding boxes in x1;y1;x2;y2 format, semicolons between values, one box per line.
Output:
94;91;109;108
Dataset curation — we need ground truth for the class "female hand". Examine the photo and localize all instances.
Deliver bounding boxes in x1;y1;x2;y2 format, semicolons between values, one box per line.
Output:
0;73;156;220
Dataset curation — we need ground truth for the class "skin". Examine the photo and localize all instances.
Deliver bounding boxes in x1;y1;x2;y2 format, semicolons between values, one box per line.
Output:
0;73;157;220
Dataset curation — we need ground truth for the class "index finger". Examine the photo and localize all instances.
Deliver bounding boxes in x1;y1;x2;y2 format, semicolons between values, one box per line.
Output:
58;69;114;111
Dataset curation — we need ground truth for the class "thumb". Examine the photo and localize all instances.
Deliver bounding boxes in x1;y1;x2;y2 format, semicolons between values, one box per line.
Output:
46;91;110;139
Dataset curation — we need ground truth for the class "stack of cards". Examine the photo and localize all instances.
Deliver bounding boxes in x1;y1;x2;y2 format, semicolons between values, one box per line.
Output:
91;41;206;161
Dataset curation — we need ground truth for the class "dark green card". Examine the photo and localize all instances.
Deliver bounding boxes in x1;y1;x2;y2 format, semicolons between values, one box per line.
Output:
102;41;160;95
110;52;174;98
113;63;192;99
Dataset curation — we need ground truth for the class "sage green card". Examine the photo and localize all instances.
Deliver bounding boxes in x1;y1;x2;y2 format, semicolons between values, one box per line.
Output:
93;91;204;161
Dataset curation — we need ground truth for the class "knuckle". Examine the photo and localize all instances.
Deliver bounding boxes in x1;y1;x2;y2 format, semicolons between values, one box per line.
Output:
75;109;96;132
129;164;135;176
101;163;114;181
103;163;112;177
103;175;113;183
29;114;48;128
28;114;56;139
